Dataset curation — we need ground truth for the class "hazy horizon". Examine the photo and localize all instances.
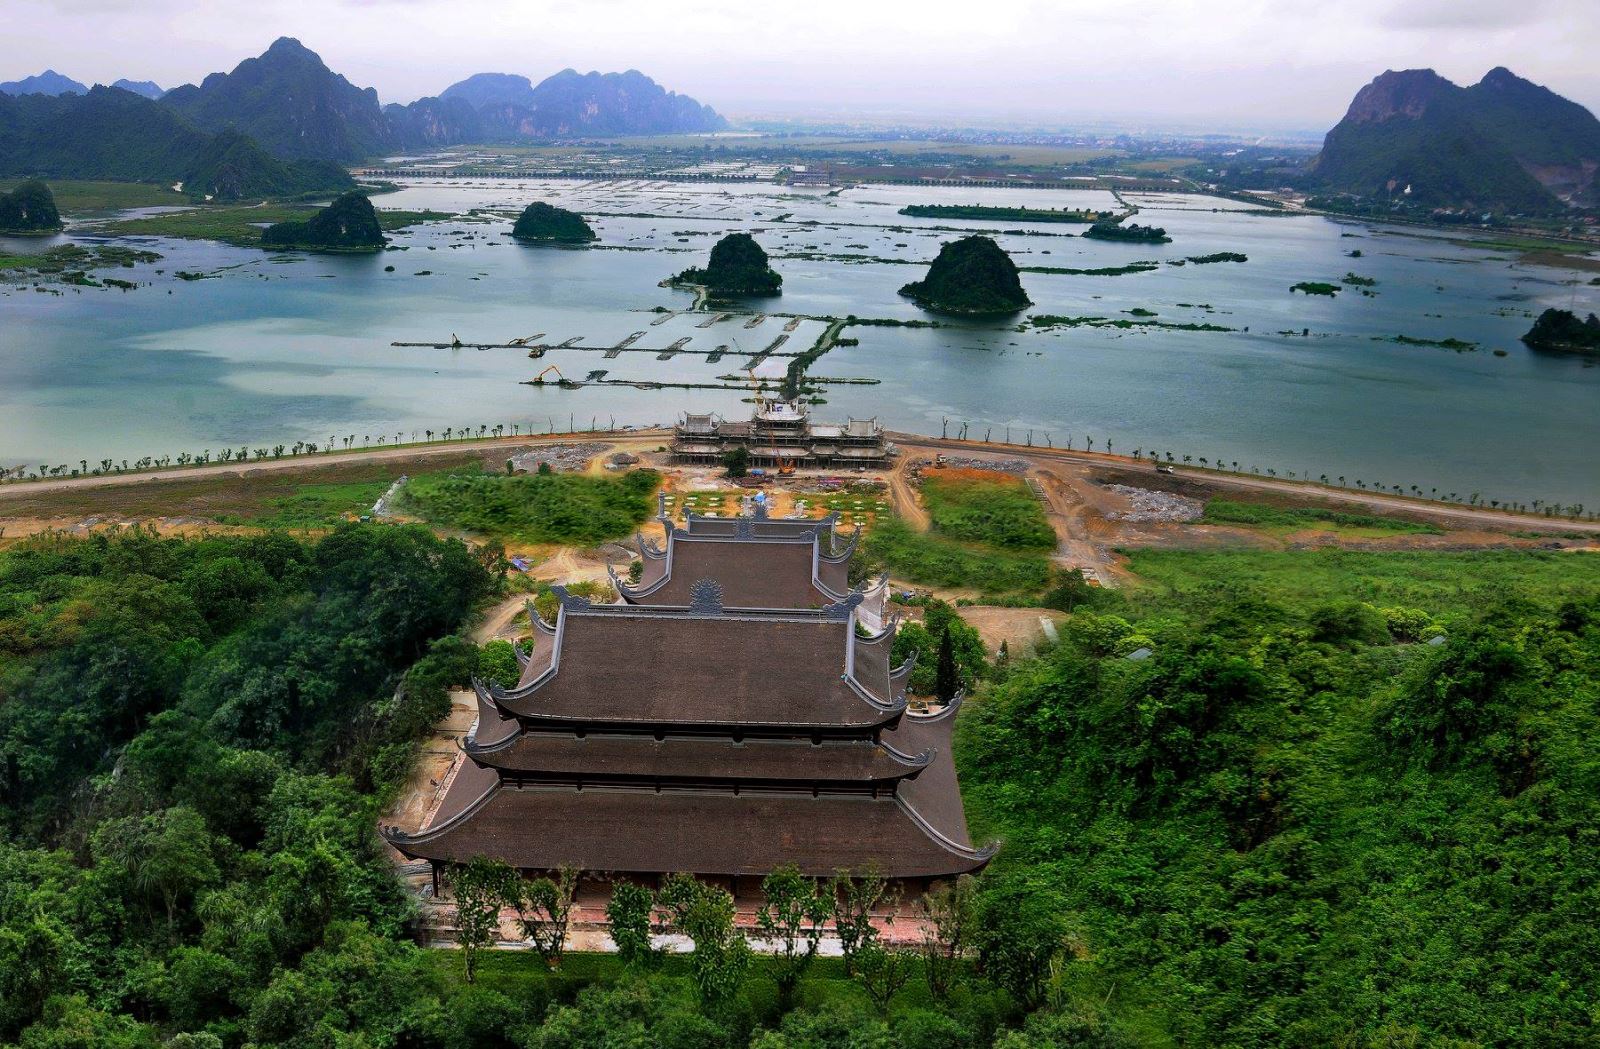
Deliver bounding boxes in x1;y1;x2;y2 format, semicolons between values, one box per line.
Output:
3;0;1598;134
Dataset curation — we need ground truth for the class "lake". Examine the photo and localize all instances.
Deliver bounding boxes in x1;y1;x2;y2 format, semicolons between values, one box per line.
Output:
1;177;1597;507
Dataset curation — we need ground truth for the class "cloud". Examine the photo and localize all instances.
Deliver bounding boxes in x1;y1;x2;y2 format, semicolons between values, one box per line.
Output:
1377;0;1554;30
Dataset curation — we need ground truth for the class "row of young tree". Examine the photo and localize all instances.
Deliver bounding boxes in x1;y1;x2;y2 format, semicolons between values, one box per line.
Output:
0;417;637;484
449;860;1079;1021
934;418;1595;522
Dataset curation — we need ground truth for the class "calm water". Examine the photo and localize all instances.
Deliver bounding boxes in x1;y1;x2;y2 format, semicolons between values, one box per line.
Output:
2;179;1597;506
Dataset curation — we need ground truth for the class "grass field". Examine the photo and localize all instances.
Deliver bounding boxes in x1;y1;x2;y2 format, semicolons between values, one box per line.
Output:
399;468;661;545
922;473;1056;550
867;516;1052;595
1201;498;1444;536
0;178;187;214
100;204;452;248
1123;547;1600;611
0;451;490;526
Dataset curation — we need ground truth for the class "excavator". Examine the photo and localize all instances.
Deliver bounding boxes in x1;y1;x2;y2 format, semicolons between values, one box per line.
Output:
525;365;580;389
504;333;547;359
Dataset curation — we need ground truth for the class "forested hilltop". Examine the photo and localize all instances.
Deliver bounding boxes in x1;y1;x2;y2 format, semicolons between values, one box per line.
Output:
958;549;1600;1044
0;85;353;200
1;521;1597;1047
1311;66;1600;213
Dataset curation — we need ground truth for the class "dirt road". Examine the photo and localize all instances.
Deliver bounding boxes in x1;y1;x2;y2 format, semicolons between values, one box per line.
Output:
891;434;1600;536
0;430;670;502
3;428;1591;539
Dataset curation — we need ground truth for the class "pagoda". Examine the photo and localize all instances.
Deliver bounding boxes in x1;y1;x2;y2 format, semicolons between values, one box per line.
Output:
384;503;990;895
610;493;890;629
672;399;890;468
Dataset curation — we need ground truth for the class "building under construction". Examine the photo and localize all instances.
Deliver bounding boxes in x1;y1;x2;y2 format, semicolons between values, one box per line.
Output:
671;399;891;468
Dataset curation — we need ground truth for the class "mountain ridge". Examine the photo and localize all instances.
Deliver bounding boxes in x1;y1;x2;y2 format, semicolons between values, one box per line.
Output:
161;37;392;162
0;85;353;201
1312;67;1600;212
391;67;726;146
0;69;88;96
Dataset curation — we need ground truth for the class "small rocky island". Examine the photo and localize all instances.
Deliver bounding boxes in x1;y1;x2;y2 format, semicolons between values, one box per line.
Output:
899;235;1031;315
260;191;386;252
672;232;782;296
1522;308;1600;354
510;201;596;243
1083;220;1171;243
0;180;64;235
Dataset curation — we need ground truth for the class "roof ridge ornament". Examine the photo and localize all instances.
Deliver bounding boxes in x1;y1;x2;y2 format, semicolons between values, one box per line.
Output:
688;577;725;614
823;591;865;621
735;516;756;540
550;584;592;612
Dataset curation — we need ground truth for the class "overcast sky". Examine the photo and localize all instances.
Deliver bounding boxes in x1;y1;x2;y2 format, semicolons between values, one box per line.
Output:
5;0;1598;132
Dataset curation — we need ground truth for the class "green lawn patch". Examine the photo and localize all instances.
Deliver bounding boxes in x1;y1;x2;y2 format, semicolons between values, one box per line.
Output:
400;468;661;544
213;477;397;528
100;204;450;248
867;516;1051;594
1122;547;1597;610
1200;499;1443;535
922;474;1056;549
0;178;186;214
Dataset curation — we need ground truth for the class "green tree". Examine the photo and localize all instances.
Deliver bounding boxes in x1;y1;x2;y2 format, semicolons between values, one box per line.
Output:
829;866;890;977
723;446;750;478
756;865;832;1009
90;806;220;929
606;882;660;969
918;875;976;1000
661;873;750;1006
477;639;521;689
974;877;1070;1011
935;627;959;703
452;857;517;983
516;866;579;969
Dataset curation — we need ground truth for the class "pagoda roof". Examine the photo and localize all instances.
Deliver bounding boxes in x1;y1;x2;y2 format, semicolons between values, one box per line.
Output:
384;779;993;878
618;509;856;609
464;730;931;786
485;591;904;732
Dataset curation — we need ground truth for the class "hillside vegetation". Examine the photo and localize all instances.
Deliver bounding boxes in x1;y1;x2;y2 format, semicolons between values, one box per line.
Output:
260;191;386;251
674;232;782;296
899;235;1031;315
960;548;1600;1044
510;201;596;243
0;180;62;234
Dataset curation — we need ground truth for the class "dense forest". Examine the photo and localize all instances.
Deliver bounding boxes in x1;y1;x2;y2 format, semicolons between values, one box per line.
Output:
960;549;1600;1045
2;522;1597;1047
0;86;354;201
